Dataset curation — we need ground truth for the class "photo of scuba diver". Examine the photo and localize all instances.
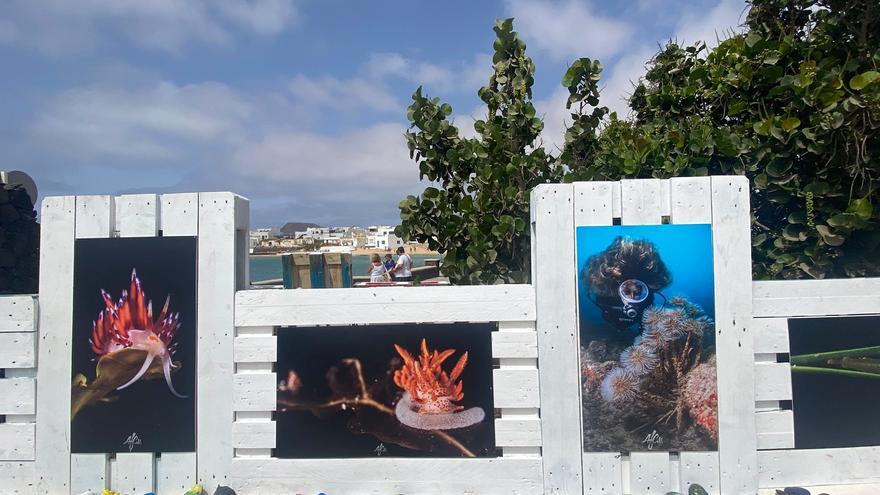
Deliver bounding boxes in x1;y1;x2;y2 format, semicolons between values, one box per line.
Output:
576;224;717;452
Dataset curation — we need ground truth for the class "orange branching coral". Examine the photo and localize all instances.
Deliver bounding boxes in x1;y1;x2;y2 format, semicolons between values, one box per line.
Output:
393;339;468;415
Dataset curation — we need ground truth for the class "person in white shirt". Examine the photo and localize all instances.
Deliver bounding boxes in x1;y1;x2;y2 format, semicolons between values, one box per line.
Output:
367;253;390;282
391;246;413;282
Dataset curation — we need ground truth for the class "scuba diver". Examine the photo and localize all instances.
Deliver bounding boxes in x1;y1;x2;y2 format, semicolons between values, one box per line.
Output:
581;236;672;336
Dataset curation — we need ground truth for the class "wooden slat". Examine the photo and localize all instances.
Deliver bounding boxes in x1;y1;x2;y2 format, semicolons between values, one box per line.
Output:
754;317;790;354
235;284;536;327
233;373;276;412
582;453;623;495
157;452;196;494
532;182;581;495
629;452;671;494
574;181;614;226
0;378;35;415
620;178;663;224
232;422;276;449
75;195;114;238
680;452;720;495
0;333;35;368
495;418;541;448
754;362;792;401
493;368;539;412
35;195;75;494
0;461;37;494
0;424;35;461
755;411;795;450
115;193;159;237
758;447;880;487
670;177;712;223
231;457;542;494
492;331;537;359
0;296;36;333
71;453;108;494
711;176;758;494
234;335;277;363
611;181;622;218
159;192;199;236
658;178;672;217
753;278;880;317
113;453;154;494
197;192;242;491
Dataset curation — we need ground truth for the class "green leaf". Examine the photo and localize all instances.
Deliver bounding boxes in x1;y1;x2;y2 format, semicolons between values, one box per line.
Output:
816;225;845;246
848;197;873;220
745;32;762;48
850;71;880;90
440;103;452;116
781;117;801;132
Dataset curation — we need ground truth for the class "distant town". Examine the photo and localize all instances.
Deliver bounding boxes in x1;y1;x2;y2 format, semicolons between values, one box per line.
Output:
249;223;434;255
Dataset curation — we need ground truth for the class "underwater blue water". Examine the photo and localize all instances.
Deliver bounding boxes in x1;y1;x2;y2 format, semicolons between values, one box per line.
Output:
576;224;716;338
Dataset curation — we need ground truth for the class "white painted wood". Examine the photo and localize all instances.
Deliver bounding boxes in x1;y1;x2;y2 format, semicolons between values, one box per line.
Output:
75;195;114;238
0;424;35;461
755;410;795;450
659;178;672;218
611;181;622;218
680;452;720;495
760;484;880;495
232;422;276;449
0;378;35;415
581;452;622;495
532;183;582;494
753;317;790;354
493;368;539;409
759;447;880;487
197;192;244;490
71;453;108;494
157;452;197;495
495;418;541;448
230;457;543;494
670;177;712;223
232;373;276;412
754;362;792;401
115;193;158;237
711;175;758;495
620;178;663;224
492;331;537;359
35;195;75;494
234;195;251;290
629;452;671;494
236;284;536;327
573;181;614;226
233;335;277;363
113;452;154;494
0;333;35;368
0;461;37;494
753;278;880;317
0;295;36;333
159;192;199;236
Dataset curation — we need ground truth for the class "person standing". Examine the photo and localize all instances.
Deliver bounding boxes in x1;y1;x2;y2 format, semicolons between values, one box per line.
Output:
367;253;391;282
391;246;413;282
383;253;396;280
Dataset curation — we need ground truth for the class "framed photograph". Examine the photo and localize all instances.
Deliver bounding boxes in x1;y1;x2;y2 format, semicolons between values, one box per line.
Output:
70;236;197;453
275;323;496;458
576;224;717;452
789;315;880;449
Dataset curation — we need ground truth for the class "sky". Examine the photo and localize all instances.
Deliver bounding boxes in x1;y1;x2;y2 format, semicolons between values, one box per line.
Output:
0;0;748;228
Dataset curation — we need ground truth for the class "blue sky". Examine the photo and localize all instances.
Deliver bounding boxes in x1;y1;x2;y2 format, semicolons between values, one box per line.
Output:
0;0;747;227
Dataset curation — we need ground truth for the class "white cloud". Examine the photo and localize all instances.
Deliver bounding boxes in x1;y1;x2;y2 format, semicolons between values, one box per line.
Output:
365;52;492;94
0;0;300;54
29;81;252;160
288;75;401;113
676;0;746;47
504;0;635;60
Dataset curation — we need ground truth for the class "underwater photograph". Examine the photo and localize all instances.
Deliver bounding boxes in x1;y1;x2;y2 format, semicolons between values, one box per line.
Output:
275;323;496;458
70;237;197;454
576;224;718;452
789;316;880;449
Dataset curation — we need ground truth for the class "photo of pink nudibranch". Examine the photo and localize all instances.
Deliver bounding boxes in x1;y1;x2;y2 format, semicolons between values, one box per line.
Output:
392;339;485;430
90;269;187;398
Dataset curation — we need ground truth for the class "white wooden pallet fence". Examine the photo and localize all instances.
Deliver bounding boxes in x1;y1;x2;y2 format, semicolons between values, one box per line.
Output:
230;285;544;494
752;278;880;490
532;177;757;495
32;192;247;495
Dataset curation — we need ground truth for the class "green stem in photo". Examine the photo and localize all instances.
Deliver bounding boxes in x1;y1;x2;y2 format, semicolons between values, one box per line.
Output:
789;345;880;366
791;365;880;380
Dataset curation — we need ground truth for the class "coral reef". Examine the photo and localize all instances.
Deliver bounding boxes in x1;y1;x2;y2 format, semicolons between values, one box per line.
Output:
582;296;718;451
